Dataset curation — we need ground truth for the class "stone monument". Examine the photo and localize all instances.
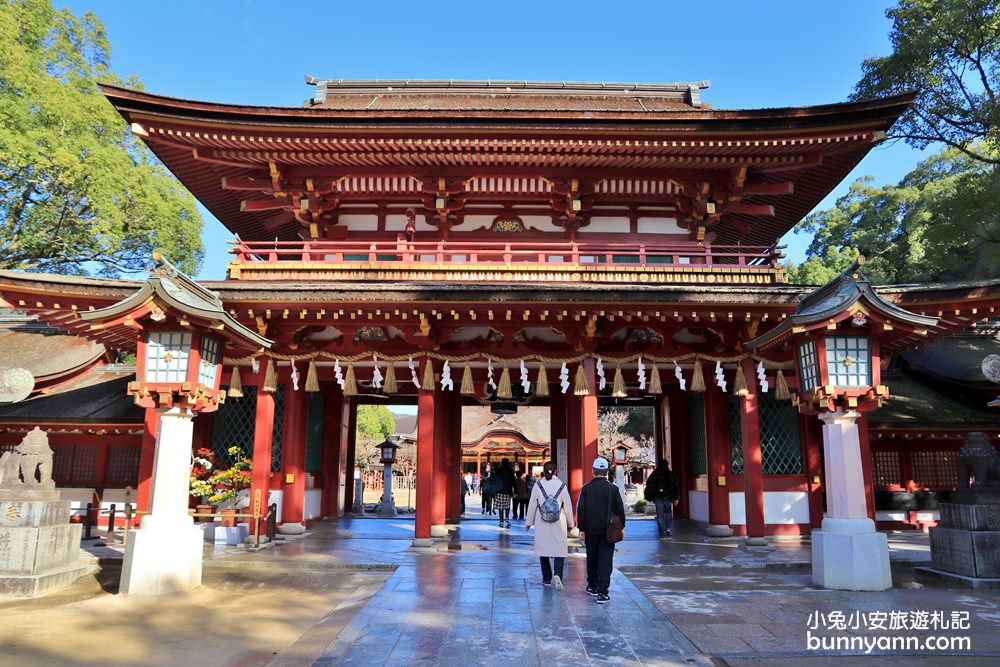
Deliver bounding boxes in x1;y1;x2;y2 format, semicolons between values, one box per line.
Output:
0;427;96;596
923;432;1000;588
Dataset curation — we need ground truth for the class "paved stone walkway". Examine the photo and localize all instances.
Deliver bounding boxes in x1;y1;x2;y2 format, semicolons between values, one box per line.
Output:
315;559;706;666
63;510;1000;665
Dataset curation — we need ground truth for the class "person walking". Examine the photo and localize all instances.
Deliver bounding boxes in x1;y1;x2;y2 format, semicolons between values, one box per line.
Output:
644;459;680;539
460;474;470;515
495;458;515;528
525;461;574;590
577;457;626;604
513;469;528;520
481;470;495;515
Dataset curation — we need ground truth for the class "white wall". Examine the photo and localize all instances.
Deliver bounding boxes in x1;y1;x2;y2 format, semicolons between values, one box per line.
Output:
688;490;709;522
728;491;811;524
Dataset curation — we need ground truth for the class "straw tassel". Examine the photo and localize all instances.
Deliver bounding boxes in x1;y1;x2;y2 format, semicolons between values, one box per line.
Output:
690;360;706;393
262;358;277;393
649;364;662;395
574;363;591;396
497;365;513;399
383;363;397;394
460;365;475;395
422;359;435;391
734;363;750;397
228;366;244;399
343;364;358;396
775;369;791;401
535;365;549;397
612;367;627;398
304;360;319;393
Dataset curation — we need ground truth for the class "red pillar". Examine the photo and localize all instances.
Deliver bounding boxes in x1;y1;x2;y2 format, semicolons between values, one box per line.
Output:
415;387;435;541
580;358;599;479
549;392;567;466
739;358;766;540
343;401;357;513
566;384;583;511
446;391;463;521
321;384;343;517
136;407;158;515
801;413;825;529
704;388;732;529
431;383;447;530
280;377;308;526
667;390;689;519
857;412;877;521
250;383;276;533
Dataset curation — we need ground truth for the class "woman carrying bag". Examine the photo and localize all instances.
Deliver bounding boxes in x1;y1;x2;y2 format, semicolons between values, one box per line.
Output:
525;460;575;590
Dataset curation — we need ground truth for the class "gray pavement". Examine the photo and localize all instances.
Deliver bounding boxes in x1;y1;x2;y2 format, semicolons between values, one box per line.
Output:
59;499;1000;665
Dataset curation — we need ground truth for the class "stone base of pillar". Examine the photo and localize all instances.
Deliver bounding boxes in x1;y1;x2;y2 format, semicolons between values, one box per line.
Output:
376;501;397;516
741;536;774;552
812;517;891;591
277;522;305;535
705;524;734;538
430;524;448;538
120;522;203;595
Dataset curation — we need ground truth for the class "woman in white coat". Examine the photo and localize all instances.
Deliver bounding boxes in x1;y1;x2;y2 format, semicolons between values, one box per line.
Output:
525;461;575;590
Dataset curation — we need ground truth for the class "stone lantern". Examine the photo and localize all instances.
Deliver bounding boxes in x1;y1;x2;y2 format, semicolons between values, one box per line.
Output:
613;442;629;504
376;437;401;516
81;253;270;594
748;257;938;591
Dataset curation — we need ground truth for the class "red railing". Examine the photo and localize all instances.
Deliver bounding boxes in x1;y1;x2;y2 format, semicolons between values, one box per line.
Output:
230;239;784;271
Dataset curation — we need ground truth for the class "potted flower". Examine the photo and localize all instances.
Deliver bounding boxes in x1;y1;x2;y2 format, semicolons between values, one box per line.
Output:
207;446;252;527
190;448;219;522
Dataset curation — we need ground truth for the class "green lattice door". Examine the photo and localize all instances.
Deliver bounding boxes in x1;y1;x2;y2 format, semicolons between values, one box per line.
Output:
210;384;285;472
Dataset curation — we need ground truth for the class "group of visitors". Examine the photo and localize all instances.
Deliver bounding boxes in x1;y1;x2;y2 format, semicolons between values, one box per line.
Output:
458;456;678;605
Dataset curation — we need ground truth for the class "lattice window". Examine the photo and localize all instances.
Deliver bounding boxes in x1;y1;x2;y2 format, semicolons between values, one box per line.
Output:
145;331;191;383
210;384;285;472
759;393;803;474
825;336;871;387
873;450;902;487
74;444;99;484
305;392;325;474
51;445;73;483
198;335;221;387
105;446;140;487
686;395;707;476
911;450;958;488
797;340;818;393
728;395;744;474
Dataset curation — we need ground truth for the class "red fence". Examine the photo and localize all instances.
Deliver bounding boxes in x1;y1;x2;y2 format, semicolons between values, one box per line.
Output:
229;239;784;281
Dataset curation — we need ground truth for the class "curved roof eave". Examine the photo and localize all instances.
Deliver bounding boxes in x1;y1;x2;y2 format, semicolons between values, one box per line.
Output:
98;83;915;130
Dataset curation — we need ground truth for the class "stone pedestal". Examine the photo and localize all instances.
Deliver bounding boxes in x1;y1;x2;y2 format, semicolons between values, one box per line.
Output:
811;411;892;591
0;488;95;597
376;462;397;516
120;407;203;595
812;517;891;591
925;492;1000;587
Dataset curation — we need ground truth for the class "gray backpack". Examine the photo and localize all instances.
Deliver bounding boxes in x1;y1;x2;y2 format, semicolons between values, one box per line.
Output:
538;482;565;522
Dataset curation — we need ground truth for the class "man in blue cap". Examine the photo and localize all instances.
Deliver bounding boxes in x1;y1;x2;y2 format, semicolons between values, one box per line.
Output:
576;456;626;604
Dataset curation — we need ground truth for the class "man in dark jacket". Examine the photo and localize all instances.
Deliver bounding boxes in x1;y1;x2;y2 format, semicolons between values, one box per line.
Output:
576;457;626;604
644;459;680;539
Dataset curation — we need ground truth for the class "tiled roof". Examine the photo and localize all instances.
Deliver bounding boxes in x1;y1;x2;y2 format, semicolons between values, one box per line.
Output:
306;79;709;113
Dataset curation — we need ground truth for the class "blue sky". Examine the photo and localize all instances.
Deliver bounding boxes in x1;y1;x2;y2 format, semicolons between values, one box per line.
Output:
62;0;929;279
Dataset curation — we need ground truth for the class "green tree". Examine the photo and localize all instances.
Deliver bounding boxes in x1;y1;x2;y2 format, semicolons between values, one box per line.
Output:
0;0;203;276
791;145;1000;284
853;0;1000;164
355;405;395;440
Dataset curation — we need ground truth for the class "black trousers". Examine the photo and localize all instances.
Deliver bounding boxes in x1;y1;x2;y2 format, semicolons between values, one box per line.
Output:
584;532;615;594
513;498;528;519
539;556;565;582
